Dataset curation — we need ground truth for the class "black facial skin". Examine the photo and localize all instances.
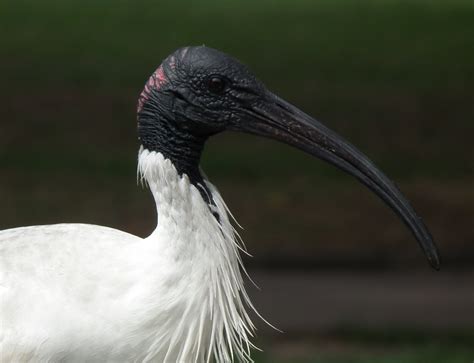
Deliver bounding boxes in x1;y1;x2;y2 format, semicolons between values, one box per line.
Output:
138;47;264;192
137;46;440;270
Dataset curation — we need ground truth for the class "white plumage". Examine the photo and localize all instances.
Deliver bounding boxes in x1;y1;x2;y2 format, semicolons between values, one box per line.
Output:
1;150;257;362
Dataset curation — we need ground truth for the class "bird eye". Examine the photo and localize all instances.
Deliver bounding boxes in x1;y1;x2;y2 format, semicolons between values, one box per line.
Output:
206;76;226;94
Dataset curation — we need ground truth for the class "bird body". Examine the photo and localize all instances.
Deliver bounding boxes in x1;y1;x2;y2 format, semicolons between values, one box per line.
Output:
1;150;254;362
1;46;439;362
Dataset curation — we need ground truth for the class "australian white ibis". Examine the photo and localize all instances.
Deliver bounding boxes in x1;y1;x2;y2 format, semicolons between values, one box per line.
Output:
0;46;439;362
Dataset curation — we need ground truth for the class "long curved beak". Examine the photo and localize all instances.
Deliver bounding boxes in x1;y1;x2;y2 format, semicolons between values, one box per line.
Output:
234;92;440;270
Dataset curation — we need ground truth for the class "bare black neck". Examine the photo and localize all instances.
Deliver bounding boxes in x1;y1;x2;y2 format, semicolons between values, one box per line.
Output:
137;105;216;209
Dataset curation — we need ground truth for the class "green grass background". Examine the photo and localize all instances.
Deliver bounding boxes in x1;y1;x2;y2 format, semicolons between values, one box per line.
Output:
254;329;474;363
1;0;472;266
1;0;473;361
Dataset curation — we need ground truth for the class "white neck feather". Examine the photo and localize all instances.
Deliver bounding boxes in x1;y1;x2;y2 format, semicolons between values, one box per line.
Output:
137;148;259;363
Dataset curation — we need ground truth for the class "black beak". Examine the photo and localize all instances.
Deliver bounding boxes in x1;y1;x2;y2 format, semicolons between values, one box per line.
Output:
234;92;440;270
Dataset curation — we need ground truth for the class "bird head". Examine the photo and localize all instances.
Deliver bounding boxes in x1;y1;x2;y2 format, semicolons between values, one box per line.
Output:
138;46;267;138
137;45;440;270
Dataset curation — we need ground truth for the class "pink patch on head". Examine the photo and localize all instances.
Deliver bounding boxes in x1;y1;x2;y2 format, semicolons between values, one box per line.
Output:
137;65;168;113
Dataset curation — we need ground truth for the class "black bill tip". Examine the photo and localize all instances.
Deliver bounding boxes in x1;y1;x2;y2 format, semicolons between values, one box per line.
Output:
426;240;441;270
411;215;440;270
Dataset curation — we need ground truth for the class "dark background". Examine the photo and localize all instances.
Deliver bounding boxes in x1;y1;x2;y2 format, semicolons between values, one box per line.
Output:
1;1;473;362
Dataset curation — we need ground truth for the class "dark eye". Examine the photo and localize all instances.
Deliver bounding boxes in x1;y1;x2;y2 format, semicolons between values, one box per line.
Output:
206;76;226;94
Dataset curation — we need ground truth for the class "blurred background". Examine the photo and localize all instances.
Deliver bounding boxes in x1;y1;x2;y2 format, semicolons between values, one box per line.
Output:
1;0;473;361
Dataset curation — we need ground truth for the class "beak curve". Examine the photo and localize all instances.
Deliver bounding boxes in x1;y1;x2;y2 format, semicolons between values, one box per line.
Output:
233;92;440;270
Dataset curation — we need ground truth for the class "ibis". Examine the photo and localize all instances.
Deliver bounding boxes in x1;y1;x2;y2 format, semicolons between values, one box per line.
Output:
0;46;440;362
